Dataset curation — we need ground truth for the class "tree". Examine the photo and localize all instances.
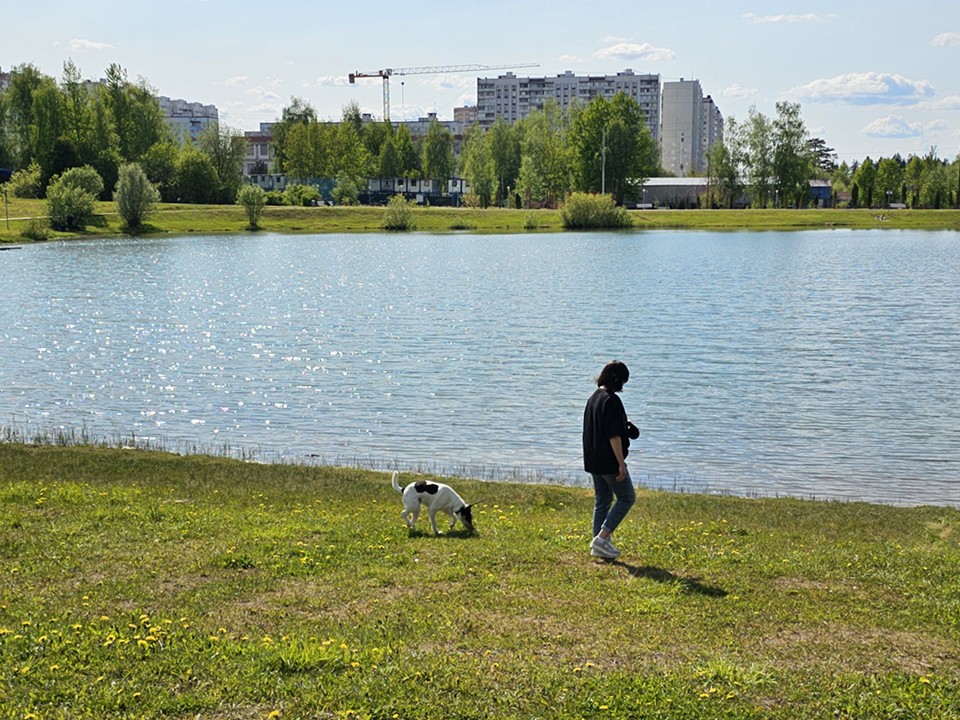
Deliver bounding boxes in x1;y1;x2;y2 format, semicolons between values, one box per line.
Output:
488;118;521;206
114;162;160;229
569;92;657;205
5;64;45;169
515;101;573;208
421;119;455;187
904;155;924;208
236;184;267;229
742;107;775;208
199;122;247;203
271;97;317;174
853;157;877;208
175;148;218;203
392;124;419;178
377;137;403;178
875;157;905;206
807;137;838;175
706;116;745;208
772;101;812;208
140;142;181;201
60;60;94;166
459;123;496;207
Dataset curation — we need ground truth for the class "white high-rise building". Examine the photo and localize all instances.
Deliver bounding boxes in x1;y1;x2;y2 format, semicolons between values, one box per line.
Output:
477;69;662;142
660;80;723;176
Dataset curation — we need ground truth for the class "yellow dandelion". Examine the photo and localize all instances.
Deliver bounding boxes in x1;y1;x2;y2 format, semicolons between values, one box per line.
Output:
268;711;281;719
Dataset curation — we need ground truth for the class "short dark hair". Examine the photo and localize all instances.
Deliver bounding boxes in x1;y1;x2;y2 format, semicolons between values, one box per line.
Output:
596;360;629;392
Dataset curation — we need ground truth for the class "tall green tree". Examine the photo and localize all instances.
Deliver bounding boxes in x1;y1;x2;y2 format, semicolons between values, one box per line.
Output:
771;101;812;208
421;119;455;188
459;123;497;207
30;79;66;185
742;106;775;208
570;92;656;205
392;124;419;178
488;118;520;206
175;148;218;203
904;155;924;208
271;97;317;174
5;64;45;169
875;157;905;206
706;116;745;208
199;122;247;203
515;100;573;208
853;157;877;208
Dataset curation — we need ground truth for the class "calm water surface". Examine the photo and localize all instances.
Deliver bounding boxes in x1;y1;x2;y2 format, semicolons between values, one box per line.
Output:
1;230;958;506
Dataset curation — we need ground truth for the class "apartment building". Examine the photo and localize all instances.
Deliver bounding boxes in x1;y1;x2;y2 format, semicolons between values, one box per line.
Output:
158;96;219;142
660;79;723;176
476;69;662;142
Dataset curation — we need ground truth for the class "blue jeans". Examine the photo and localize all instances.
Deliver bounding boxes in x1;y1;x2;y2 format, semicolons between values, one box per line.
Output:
591;472;636;537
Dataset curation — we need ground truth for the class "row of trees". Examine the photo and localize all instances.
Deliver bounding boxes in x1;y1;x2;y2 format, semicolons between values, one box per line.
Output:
830;150;960;210
271;92;660;208
3;61;958;211
706;102;960;209
0;62;246;204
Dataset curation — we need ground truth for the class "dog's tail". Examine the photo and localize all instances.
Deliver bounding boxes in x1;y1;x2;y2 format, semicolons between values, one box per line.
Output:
391;470;403;494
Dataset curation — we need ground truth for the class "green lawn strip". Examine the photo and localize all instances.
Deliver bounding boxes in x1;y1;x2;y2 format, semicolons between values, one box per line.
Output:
3;199;960;242
1;443;958;718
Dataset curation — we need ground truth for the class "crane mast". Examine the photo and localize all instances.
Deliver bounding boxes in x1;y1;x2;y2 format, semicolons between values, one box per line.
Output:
348;63;538;121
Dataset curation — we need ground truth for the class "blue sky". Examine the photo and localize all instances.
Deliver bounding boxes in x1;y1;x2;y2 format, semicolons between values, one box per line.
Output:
4;1;959;164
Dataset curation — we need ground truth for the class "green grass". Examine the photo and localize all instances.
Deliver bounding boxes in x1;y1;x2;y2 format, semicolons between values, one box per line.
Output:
1;443;958;718
2;198;960;243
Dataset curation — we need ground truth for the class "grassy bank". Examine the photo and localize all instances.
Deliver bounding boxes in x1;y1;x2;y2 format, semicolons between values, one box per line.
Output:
2;197;960;243
1;443;957;718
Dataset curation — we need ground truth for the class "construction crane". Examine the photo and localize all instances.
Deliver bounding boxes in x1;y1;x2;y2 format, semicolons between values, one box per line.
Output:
348;63;539;121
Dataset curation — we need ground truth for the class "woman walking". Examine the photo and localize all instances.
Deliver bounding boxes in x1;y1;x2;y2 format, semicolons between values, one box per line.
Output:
582;360;638;559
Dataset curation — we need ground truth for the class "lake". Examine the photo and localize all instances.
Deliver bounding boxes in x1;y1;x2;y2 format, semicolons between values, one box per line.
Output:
1;230;958;507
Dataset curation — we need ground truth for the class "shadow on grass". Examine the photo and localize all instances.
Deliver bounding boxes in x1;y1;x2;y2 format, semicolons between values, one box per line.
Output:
614;562;728;598
406;527;476;540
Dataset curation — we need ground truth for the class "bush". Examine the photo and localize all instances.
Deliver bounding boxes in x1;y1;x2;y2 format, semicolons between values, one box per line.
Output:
20;219;50;241
264;190;285;206
46;166;104;232
9;163;43;199
560;192;633;229
52;165;105;198
331;175;360;206
237;184;267;229
283;184;322;207
382;194;417;231
114;163;160;230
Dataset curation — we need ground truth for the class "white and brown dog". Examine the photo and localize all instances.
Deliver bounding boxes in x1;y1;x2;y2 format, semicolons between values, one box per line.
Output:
391;471;475;535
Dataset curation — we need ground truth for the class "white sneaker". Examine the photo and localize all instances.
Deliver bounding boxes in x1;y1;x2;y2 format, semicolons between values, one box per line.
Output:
590;535;620;559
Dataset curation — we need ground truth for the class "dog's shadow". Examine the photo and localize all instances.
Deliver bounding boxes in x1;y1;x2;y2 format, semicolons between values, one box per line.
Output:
406;528;476;540
610;561;728;598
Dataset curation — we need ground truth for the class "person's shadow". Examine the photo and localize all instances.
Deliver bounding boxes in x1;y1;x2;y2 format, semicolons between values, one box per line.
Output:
612;562;728;598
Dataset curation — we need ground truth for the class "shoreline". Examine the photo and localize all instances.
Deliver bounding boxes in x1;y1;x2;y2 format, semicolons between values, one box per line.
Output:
3;202;960;242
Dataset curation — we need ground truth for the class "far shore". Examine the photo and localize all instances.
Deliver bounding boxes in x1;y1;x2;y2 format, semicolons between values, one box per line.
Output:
2;198;960;243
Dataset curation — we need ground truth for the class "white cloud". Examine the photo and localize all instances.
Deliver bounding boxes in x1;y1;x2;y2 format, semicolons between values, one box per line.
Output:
246;85;280;101
316;75;352;87
743;13;833;24
931;32;960;47
862;115;922;138
722;83;758;99
220;76;252;87
593;42;676;63
791;72;935;105
557;54;581;63
422;75;476;91
63;38;114;51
